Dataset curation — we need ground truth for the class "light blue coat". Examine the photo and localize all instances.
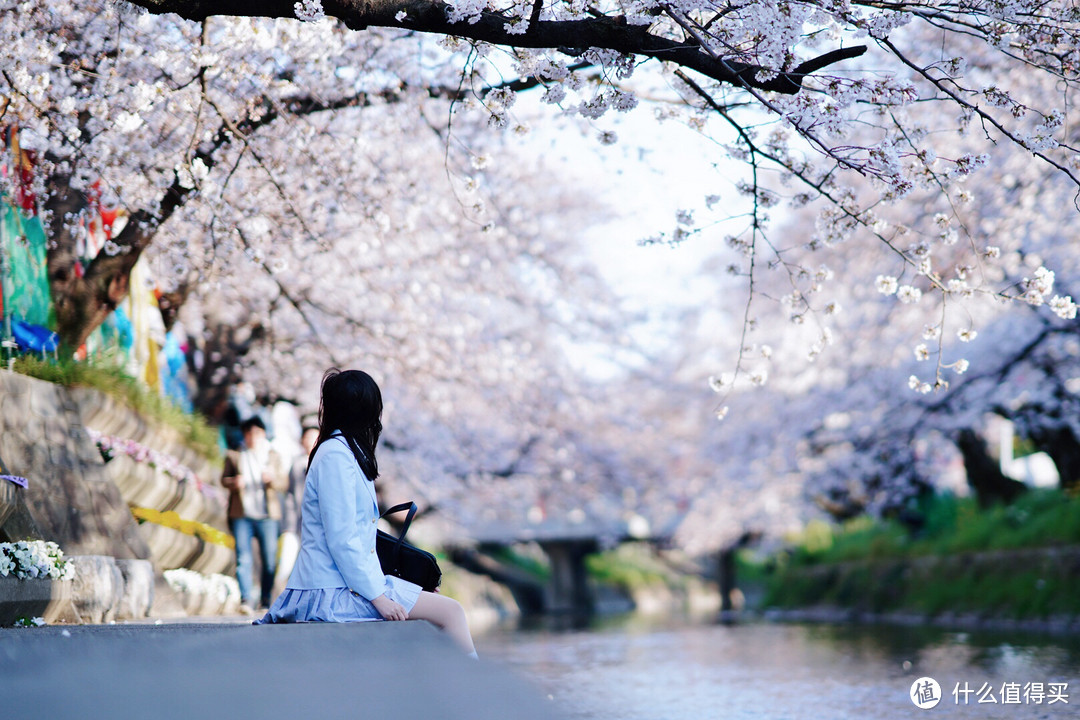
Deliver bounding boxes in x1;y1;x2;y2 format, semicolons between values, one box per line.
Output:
285;436;389;601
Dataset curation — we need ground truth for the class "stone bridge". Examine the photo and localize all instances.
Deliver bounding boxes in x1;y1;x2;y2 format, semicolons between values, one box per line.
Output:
449;514;678;619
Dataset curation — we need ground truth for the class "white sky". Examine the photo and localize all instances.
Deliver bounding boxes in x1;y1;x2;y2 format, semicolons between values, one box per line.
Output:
498;95;762;378
515;97;753;307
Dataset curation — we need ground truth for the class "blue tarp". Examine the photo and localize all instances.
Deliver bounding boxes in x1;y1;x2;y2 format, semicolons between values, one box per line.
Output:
12;317;58;353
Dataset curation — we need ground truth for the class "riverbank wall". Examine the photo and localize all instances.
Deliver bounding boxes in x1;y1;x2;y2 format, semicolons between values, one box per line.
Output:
0;370;238;624
754;545;1080;632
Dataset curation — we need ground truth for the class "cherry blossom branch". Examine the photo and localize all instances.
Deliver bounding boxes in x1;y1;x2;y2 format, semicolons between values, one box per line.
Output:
662;6;869;174
123;0;866;94
232;226;343;365
671;69;916;276
922;320;1059;416
878;35;1080;194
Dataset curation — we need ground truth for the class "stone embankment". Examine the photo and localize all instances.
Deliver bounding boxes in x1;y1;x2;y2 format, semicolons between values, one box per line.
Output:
758;545;1080;633
0;370;235;624
0;372;149;559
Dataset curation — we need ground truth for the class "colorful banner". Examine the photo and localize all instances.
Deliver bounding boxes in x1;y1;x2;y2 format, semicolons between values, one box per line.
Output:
0;197;51;330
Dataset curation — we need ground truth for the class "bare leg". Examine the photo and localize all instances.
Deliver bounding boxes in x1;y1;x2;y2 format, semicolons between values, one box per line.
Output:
408;591;475;654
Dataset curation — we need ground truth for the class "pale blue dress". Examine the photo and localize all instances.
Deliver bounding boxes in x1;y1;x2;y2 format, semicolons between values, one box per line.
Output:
256;435;421;623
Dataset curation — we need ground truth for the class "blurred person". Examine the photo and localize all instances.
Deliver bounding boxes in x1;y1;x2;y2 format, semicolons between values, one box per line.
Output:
272;424;319;598
221;416;288;613
256;369;476;657
222;382;256;450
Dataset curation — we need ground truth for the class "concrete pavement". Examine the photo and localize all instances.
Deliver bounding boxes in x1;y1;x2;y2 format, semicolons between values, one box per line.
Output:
0;620;560;720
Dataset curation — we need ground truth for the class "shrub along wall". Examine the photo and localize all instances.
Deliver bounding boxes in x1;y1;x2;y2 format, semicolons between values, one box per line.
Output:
762;546;1080;620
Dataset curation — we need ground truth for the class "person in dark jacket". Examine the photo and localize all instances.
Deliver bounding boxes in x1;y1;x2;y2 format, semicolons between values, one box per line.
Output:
221;416;288;612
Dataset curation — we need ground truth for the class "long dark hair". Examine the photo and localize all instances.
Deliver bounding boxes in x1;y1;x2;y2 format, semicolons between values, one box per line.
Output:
308;368;382;481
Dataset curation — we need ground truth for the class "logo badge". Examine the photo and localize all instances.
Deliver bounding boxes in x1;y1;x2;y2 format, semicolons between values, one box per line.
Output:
911;677;942;709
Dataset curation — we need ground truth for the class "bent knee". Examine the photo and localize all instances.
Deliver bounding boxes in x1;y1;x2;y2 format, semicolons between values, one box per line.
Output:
434;596;467;625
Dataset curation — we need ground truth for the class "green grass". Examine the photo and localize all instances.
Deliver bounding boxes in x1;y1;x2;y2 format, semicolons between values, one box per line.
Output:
586;543;675;592
485;545;551;582
753;490;1080;618
12;354;220;461
780;490;1080;567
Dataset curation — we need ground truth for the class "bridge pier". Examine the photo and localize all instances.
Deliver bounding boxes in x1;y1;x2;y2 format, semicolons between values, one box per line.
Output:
717;531;761;623
538;538;598;617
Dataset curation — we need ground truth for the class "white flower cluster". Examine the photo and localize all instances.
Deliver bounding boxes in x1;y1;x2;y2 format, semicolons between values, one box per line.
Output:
957;328;978;342
908;374;932;394
1026;266;1055;297
0;541;75;581
1019;266;1076;318
859;9;914;40
708;373;734;392
445;0;488;24
950;153;990;178
1019;111;1062;152
293;0;325;22
164;568;241;605
875;275;899;295
896;285;922;304
1050;295;1078;320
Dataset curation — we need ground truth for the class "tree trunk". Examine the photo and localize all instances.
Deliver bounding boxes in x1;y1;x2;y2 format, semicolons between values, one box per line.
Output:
44;173;149;353
717;531;760;622
190;323;268;420
954;428;1027;506
718;547;737;613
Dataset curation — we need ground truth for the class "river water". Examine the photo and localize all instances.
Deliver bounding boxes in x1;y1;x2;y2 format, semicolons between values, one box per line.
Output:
478;617;1080;719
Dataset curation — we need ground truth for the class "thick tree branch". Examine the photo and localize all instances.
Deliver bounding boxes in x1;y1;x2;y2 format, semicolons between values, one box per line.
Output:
124;0;865;93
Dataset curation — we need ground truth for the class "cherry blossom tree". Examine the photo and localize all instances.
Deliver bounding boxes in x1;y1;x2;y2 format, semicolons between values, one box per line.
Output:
676;110;1080;548
670;14;1080;546
6;0;1080;354
9;0;1080;552
0;0;668;536
104;1;1080;353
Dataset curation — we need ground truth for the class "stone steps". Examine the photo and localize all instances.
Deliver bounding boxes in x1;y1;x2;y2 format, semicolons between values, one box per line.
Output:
102;454;226;529
139;522;234;575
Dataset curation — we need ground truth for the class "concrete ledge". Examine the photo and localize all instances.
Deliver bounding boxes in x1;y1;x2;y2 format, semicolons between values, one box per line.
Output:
53;555;125;624
0;621;562;720
0;576;72;626
116;559;155;620
2;555;160;626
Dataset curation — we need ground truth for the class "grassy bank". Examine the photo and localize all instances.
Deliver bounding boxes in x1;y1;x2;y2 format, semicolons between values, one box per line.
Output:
746;490;1080;620
586;543;679;592
13;355;220;460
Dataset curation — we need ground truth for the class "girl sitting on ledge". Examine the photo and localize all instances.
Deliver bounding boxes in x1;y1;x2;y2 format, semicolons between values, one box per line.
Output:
256;368;476;658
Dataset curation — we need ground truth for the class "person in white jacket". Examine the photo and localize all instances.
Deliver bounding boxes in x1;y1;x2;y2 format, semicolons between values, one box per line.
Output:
256;369;476;657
